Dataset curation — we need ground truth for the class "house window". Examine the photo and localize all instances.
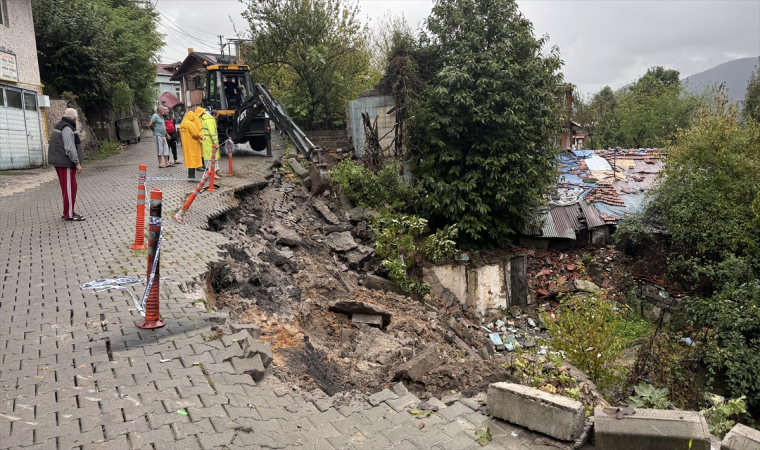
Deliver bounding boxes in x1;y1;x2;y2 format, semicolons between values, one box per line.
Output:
23;92;36;111
5;89;21;109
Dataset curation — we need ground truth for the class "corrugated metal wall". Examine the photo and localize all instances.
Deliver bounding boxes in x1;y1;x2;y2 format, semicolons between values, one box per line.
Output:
346;94;395;157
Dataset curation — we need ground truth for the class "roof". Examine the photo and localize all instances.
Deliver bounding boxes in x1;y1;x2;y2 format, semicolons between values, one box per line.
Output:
156;62;181;76
170;52;224;80
525;147;665;238
159;92;180;108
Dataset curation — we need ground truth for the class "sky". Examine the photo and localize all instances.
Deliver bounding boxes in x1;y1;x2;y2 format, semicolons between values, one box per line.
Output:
155;0;760;96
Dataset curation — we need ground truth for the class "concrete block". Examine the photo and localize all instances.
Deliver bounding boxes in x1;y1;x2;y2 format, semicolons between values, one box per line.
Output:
362;274;407;296
468;263;510;312
594;406;711;450
487;382;584;441
352;314;383;328
722;423;760;450
230;355;266;381
242;337;273;367
229;323;262;339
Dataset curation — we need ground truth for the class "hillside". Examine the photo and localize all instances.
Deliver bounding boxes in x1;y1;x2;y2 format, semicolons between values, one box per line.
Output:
683;57;759;103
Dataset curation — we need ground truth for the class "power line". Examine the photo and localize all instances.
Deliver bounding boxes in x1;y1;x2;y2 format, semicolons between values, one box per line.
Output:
157;11;220;47
156;6;220;38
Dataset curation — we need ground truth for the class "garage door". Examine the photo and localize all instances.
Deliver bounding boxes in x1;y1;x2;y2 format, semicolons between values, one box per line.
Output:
0;86;44;170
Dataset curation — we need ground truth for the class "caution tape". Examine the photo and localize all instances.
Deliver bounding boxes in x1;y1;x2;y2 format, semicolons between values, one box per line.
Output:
79;219;170;317
145;177;204;181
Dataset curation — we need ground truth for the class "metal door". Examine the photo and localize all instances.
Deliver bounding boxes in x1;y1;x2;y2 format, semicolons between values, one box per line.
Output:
23;91;43;166
0;86;30;169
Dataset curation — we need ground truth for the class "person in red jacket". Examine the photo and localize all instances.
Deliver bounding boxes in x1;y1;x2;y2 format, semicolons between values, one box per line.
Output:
164;108;179;165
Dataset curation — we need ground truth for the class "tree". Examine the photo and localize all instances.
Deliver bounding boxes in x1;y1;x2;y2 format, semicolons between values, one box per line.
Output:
369;12;413;74
241;0;377;130
32;0;162;115
406;0;564;245
743;58;760;123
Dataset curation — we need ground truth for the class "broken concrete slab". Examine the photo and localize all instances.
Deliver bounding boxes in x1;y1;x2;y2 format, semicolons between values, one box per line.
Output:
326;231;358;252
394;346;445;383
345;206;366;222
393;381;409;396
362;274;407;296
574;279;601;293
343;245;374;268
328;300;392;328
426;397;447;410
274;222;302;247
487;382;585;441
231;355;266;381
313;200;340;225
368;388;398;406
287;157;309;177
594;406;710;450
721;423;760;450
351;314;383;328
221;331;250;347
229;323;262;339
243;336;274;368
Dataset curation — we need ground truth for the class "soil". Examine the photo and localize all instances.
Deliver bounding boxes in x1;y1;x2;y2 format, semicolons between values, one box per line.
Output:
203;142;631;408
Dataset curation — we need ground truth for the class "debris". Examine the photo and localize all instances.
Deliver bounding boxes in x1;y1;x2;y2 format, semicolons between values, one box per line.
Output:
176;410;188;415
602;407;636;420
274;222;302;247
393;382;409;396
573;279;600;293
361;274;407;296
351;313;383;328
159;359;172;363
409;408;433;419
313;200;341;225
242;336;274;367
419;423;425;429
394;346;445;382
326;231;358;252
511;431;518;437
328;300;392;327
528;318;536;328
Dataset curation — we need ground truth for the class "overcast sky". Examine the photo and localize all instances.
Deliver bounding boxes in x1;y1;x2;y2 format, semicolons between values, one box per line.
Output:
155;0;760;96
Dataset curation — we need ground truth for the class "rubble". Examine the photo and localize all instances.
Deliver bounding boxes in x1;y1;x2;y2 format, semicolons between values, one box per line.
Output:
394;346;446;383
328;300;392;327
326;231;358;251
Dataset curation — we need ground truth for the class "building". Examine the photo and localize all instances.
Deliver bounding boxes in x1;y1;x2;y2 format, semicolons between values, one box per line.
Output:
0;0;48;170
170;49;225;111
153;62;181;107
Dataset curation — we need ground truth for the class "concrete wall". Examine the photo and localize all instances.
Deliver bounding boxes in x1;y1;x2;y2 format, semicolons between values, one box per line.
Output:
346;81;395;157
46;100;100;160
424;258;523;313
303;130;352;150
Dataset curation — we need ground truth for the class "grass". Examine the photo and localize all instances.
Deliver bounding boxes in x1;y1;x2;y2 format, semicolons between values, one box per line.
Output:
86;139;123;163
615;312;656;345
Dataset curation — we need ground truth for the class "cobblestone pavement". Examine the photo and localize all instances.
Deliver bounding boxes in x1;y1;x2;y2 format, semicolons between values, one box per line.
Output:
0;136;592;449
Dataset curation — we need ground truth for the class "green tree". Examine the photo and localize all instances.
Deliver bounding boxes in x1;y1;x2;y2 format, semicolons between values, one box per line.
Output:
742;58;760;123
32;0;163;115
406;0;564;244
241;0;377;130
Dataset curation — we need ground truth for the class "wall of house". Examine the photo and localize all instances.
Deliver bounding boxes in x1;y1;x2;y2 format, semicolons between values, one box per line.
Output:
0;0;47;167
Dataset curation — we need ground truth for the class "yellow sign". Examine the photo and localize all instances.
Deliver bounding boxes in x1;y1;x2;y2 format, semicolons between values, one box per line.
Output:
0;49;19;82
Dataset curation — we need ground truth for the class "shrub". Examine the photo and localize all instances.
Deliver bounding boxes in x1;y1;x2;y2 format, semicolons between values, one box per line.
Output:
330;159;417;211
543;291;624;388
371;211;458;296
701;395;747;438
627;382;670;409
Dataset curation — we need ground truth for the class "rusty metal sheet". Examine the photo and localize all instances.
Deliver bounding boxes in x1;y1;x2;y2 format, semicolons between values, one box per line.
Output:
579;200;606;229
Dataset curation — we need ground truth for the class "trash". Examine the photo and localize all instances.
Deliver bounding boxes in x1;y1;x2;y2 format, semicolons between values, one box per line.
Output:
488;333;504;346
528;318;536;328
159;359;172;363
511;431;518;437
495;319;505;328
537;345;548;355
419;423;425;429
505;342;515;352
176;409;188;415
101;319;108;326
682;337;696;347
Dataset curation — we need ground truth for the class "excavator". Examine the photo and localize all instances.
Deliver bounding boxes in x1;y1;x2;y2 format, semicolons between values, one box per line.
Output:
202;63;318;158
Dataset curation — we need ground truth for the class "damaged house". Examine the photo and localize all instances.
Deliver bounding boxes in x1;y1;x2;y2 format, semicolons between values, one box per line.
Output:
523;148;665;247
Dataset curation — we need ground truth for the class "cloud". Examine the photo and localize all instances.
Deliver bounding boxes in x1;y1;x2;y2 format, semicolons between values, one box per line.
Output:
156;0;760;96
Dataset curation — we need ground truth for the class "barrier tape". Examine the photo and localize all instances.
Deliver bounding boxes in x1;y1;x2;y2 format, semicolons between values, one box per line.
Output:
79;218;169;317
145;177;204;182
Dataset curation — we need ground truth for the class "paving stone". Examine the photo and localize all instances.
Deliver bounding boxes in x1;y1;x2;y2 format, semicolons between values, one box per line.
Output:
386;393;422;413
368;388;397;406
230;355;265;381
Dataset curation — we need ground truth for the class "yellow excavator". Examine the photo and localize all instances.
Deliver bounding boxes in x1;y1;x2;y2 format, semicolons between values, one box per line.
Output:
203;63;317;158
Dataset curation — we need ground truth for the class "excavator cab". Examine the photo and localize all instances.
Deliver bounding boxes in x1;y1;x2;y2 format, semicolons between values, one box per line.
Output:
204;64;271;153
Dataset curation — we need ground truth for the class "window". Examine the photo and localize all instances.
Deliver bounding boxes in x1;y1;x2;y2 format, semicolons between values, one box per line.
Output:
0;0;7;27
23;92;36;111
0;89;5;107
5;89;21;109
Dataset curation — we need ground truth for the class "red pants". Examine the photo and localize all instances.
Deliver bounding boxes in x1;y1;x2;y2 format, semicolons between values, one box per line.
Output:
55;166;77;219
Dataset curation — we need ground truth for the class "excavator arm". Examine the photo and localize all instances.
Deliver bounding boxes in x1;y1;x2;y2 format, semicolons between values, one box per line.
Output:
232;84;319;158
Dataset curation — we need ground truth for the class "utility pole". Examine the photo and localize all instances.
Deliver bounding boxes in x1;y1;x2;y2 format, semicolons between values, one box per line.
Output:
218;35;226;62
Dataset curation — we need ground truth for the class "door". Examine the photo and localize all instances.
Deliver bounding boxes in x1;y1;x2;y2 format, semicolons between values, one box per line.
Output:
0;86;30;169
23;91;43;166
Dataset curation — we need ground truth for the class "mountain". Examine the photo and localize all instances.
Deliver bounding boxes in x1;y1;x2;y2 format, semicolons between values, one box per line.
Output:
683;57;759;103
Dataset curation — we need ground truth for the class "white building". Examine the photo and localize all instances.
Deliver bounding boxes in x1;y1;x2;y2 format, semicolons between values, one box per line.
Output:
0;0;47;169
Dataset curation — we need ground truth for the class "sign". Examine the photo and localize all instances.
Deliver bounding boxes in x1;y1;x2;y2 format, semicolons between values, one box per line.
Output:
0;49;19;82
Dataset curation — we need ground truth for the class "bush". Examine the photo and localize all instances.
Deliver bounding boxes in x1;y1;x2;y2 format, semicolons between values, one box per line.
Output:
371;211;458;296
330;159;418;211
543;291;624;388
627;382;670;409
701;395;747;438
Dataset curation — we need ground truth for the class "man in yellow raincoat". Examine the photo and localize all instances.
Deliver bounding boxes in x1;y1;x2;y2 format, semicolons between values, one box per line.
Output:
180;111;204;180
195;107;219;166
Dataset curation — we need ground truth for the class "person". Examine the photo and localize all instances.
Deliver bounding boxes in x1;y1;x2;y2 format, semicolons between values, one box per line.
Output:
224;76;239;107
191;108;204;169
149;106;172;168
161;101;174;121
196;107;219;167
179;111;204;180
48;108;85;221
164;108;179;165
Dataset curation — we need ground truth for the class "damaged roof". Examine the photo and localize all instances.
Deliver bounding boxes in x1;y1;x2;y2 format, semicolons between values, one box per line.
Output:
527;148;665;239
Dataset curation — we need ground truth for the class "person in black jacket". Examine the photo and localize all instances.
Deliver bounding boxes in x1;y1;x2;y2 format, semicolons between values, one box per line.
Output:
48;108;85;221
